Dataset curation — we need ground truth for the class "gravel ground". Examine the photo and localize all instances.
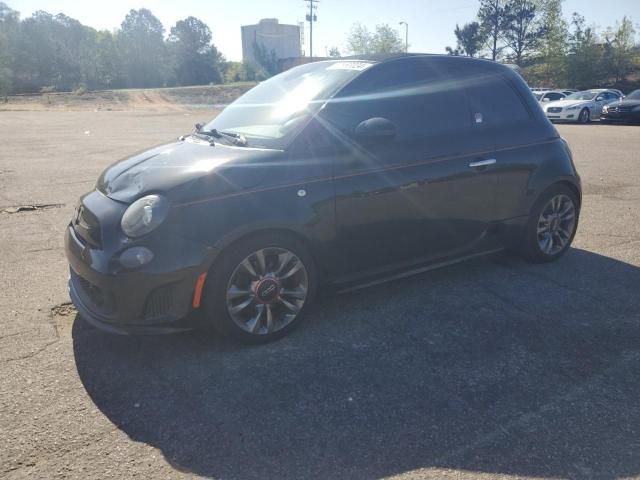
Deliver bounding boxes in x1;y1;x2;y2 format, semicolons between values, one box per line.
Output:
1;110;639;480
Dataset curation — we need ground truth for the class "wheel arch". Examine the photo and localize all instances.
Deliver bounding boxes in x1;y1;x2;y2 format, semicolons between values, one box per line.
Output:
205;226;324;283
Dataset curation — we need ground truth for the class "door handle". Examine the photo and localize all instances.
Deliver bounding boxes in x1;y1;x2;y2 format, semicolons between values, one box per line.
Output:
469;158;496;168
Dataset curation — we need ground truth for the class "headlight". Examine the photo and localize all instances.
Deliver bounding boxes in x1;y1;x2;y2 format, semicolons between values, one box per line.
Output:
566;105;581;111
602;105;609;113
121;194;169;238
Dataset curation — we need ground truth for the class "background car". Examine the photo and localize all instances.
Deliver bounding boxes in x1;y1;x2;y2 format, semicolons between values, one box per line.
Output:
601;89;640;124
534;90;567;103
542;89;622;123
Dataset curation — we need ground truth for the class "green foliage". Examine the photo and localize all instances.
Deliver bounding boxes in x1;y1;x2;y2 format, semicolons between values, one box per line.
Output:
0;3;226;94
478;0;509;60
168;16;223;86
119;9;167;88
448;22;486;57
536;0;568;84
328;47;341;58
346;23;405;55
503;0;544;65
602;17;637;83
252;41;279;79
460;0;638;90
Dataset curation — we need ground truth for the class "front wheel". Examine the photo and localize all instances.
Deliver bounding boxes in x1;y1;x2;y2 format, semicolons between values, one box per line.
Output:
204;233;316;343
521;185;579;263
578;108;590;124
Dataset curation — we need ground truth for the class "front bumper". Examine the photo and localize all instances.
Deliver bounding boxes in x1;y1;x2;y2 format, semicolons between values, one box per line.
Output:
64;191;214;334
544;109;582;122
600;111;640;123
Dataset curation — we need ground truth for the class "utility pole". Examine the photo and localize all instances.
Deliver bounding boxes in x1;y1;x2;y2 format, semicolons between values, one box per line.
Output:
304;0;319;58
399;21;409;53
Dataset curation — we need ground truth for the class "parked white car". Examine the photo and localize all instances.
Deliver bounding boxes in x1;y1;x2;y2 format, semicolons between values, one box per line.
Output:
543;89;622;123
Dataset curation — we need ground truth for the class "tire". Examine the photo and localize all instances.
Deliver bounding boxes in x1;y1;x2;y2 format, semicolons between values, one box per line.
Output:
521;184;580;263
578;108;590;124
203;232;316;344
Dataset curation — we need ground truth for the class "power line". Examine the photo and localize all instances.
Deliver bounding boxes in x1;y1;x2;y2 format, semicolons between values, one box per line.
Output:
304;0;319;58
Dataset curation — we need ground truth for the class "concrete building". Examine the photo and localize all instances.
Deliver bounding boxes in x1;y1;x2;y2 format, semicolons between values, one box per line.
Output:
241;19;302;68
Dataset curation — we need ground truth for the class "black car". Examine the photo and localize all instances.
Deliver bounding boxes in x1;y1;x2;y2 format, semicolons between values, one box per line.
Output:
601;89;640;123
65;54;581;343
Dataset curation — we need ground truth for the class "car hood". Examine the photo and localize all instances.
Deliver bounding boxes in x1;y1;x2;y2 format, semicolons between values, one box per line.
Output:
545;99;592;109
97;137;284;204
616;99;640;107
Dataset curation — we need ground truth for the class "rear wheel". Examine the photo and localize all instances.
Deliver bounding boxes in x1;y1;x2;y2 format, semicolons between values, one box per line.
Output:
204;233;316;343
521;185;579;263
578;108;590;124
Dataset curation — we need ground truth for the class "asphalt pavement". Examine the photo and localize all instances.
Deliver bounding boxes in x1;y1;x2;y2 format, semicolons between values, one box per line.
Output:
1;110;639;479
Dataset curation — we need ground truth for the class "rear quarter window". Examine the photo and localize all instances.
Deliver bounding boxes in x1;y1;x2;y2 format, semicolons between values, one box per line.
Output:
466;75;531;127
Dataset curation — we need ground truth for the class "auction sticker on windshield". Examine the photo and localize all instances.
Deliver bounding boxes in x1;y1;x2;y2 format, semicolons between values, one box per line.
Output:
327;62;372;71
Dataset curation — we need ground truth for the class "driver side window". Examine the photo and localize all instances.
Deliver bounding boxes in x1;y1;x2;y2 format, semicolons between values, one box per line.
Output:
320;59;471;143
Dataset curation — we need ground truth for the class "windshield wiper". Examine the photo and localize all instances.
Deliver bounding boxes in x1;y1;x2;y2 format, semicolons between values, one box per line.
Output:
194;124;248;147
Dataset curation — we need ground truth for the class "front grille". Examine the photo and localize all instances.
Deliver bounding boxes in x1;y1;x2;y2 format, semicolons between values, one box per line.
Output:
71;269;117;316
547;107;562;113
143;283;181;321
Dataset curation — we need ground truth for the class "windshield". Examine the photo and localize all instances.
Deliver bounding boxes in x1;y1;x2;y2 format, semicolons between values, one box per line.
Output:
627;90;640;100
203;61;373;150
566;91;599;101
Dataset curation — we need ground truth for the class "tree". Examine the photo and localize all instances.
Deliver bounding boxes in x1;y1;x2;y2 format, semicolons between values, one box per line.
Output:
346;23;373;55
252;40;279;79
0;2;19;96
371;24;405;53
603;17;637;83
168;17;222;86
119;9;167;88
565;13;602;89
536;0;568;84
91;31;125;89
346;23;404;55
451;22;486;57
503;0;544;65
328;46;341;58
478;0;509;60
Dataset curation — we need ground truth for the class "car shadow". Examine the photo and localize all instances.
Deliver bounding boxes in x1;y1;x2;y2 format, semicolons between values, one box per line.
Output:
73;248;640;479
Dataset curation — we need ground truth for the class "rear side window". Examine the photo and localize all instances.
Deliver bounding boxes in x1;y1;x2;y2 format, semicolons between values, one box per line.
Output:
465;75;530;127
323;59;472;140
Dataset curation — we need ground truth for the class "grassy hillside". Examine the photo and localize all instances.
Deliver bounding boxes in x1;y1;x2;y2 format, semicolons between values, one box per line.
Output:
0;83;257;111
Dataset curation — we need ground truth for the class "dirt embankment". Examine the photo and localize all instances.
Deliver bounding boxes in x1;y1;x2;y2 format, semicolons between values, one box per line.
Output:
0;83;256;111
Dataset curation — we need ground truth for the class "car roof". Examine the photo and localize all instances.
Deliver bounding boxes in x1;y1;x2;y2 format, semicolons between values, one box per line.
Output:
338;53;514;73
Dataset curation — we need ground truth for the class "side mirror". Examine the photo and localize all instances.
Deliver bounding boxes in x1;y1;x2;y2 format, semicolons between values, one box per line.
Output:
542;97;551;102
354;117;397;142
596;96;604;102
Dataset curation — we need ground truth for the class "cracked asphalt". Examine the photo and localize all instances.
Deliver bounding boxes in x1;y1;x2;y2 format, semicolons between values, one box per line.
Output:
1;110;639;480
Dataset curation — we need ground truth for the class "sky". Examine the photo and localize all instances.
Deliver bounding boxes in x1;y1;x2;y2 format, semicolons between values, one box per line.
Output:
9;0;640;61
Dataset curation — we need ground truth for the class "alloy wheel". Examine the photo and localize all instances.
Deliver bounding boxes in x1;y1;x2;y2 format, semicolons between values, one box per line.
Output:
579;109;590;123
536;194;576;256
225;247;308;335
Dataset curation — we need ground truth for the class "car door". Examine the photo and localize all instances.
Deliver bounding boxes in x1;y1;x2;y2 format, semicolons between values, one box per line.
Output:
466;71;548;221
318;58;498;279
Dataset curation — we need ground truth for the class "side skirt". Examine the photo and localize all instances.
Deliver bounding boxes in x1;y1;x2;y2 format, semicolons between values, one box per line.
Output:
334;247;505;295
